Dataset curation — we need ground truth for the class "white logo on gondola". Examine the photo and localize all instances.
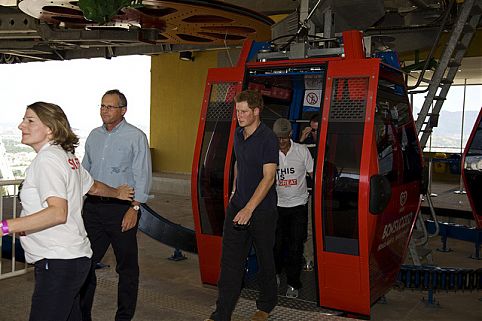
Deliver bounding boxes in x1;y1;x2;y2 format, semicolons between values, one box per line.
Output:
400;191;407;207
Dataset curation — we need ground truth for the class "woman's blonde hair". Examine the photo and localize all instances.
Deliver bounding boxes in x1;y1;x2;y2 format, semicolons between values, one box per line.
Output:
27;102;79;154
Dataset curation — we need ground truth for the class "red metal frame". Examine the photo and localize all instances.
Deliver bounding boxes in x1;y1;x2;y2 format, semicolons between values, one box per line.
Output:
191;40;252;285
342;30;366;60
314;59;380;315
462;107;482;228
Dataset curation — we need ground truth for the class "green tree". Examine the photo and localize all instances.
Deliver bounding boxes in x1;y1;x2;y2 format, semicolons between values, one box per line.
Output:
79;0;143;24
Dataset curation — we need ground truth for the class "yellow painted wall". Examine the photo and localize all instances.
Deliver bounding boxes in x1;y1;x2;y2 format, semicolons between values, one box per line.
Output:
150;51;217;173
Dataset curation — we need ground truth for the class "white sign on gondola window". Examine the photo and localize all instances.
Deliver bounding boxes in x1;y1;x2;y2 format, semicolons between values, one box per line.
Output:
304;75;322;109
303;89;322;108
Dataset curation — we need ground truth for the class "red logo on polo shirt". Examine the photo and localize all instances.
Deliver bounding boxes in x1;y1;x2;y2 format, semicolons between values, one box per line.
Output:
68;157;81;170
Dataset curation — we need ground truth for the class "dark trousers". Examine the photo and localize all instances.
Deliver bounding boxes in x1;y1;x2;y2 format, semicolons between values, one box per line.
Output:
80;200;139;321
273;204;308;289
30;257;91;321
210;203;278;321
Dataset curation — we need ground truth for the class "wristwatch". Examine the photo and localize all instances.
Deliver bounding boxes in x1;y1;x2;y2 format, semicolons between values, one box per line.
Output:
131;204;140;211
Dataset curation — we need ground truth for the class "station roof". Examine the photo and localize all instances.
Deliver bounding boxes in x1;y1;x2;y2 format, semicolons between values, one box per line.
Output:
0;0;480;84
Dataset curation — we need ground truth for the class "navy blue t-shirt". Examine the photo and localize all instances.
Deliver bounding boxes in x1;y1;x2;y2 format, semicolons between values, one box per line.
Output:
231;122;279;211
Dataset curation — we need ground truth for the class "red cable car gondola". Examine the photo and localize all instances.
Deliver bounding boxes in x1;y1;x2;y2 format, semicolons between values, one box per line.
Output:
191;31;423;317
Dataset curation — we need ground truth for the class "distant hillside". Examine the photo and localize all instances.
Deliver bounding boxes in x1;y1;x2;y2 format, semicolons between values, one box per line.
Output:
412;109;480;151
433;110;479;136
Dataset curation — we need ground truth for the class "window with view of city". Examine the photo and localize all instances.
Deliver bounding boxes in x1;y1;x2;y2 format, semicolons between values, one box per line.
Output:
411;84;481;153
0;55;150;188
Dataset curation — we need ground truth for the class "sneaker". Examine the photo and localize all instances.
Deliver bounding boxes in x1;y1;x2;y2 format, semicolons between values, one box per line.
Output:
303;259;313;271
251;310;269;321
286;285;299;298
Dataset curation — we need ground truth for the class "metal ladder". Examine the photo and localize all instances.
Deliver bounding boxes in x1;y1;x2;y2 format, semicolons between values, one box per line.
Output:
414;0;482;150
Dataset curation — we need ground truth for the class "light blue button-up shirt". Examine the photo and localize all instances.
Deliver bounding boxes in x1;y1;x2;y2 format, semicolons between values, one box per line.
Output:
82;118;152;203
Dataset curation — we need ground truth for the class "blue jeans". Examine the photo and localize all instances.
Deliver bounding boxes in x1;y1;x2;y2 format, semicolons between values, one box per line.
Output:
30;257;91;321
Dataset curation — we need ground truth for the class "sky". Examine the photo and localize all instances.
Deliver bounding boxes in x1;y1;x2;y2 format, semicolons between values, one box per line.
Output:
0;55;151;138
412;84;481;113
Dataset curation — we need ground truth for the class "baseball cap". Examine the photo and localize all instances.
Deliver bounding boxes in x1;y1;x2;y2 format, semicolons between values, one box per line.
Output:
273;118;292;138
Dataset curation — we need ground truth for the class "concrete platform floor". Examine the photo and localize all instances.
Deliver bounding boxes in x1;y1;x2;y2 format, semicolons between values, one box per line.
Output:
1;191;481;321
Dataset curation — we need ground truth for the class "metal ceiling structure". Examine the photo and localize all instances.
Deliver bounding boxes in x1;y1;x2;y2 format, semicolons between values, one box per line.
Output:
0;0;480;84
0;0;274;62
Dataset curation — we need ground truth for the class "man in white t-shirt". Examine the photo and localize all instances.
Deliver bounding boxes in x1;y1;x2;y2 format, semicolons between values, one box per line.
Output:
272;118;313;299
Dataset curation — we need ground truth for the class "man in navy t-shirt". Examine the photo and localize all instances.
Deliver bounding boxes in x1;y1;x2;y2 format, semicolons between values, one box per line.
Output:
206;90;278;321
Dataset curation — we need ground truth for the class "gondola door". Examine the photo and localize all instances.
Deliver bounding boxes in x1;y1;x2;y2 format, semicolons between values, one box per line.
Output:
313;58;380;316
191;44;251;285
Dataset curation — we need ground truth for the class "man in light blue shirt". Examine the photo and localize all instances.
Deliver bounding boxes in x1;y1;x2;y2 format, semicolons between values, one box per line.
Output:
80;89;151;321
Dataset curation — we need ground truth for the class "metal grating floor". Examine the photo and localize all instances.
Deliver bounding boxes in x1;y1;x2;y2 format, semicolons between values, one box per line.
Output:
97;268;349;321
234;295;349;321
239;269;351;320
242;268;329;309
97;276;213;319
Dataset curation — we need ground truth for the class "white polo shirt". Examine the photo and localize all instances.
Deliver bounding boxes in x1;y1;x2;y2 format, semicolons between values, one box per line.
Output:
276;140;314;207
20;143;94;263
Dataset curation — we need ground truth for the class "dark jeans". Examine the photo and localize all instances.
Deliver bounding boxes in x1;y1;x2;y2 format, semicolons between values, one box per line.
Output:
274;204;308;289
210;203;278;321
80;199;139;321
30;257;91;321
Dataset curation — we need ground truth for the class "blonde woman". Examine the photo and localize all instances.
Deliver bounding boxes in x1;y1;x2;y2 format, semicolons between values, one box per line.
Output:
0;102;133;321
